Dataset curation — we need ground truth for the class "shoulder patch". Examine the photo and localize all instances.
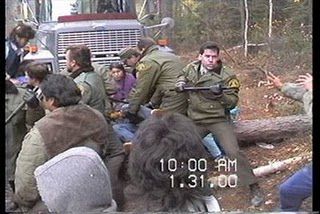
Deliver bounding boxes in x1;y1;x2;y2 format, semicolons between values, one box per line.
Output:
77;84;85;95
136;62;151;72
77;82;91;95
227;78;240;88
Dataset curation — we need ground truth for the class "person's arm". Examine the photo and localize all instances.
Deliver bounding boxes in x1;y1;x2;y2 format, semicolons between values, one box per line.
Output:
219;76;240;110
128;61;158;114
13;128;48;210
77;82;92;105
267;71;306;101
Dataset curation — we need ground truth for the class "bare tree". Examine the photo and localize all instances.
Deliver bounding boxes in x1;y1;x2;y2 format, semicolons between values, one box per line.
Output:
243;0;249;57
268;0;273;38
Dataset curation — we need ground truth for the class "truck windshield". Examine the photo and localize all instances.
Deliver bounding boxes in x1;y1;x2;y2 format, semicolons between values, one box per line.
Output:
39;0;135;22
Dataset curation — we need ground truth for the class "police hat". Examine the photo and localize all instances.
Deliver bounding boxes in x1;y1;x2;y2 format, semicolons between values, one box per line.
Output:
118;47;140;60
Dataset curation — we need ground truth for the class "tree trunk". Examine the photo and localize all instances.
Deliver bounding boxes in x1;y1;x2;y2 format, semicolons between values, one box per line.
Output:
268;0;273;38
233;115;311;145
243;0;249;58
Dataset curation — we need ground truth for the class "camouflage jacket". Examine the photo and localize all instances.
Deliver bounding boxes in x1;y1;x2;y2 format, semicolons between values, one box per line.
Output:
178;61;240;124
281;83;312;118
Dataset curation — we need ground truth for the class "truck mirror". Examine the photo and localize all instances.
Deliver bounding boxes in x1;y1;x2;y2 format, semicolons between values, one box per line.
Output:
161;17;174;29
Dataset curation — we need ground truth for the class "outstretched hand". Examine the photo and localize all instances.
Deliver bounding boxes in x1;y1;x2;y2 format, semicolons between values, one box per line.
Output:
266;72;283;89
295;73;312;91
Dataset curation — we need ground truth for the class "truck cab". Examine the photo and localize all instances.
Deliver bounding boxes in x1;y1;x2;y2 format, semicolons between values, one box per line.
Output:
26;0;144;73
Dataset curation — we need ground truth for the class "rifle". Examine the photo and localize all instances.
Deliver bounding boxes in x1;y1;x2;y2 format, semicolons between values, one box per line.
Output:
5;86;42;125
170;84;238;93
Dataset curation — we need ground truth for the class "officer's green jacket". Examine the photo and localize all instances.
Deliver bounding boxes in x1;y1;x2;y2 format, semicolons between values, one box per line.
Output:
178;60;240;124
128;45;188;115
6;87;27;182
74;70;106;115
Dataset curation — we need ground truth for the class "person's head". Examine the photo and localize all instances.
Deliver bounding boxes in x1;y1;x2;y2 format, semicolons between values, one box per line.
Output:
34;147;117;213
39;74;81;111
65;45;92;72
9;23;36;48
109;63;126;81
137;37;156;53
198;42;221;71
129;113;209;211
119;47;141;67
20;61;49;86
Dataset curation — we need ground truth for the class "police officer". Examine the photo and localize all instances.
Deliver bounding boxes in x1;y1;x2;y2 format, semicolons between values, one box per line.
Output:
5;80;28;197
65;45;126;210
126;37;188;117
177;41;264;206
119;47;141;78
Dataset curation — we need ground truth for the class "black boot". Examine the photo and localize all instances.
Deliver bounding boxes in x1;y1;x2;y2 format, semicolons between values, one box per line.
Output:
249;183;264;207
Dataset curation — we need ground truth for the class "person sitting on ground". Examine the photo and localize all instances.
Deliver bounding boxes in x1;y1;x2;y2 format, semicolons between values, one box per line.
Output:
125;113;221;212
267;72;312;211
108;62;136;111
107;62;137;144
23;62;49;129
12;74;123;212
34;146;117;213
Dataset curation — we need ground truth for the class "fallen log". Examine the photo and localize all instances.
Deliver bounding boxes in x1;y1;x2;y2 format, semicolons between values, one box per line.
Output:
233;114;311;145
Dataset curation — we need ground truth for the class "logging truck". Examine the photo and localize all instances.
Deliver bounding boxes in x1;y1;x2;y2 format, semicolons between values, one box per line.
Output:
22;0;174;73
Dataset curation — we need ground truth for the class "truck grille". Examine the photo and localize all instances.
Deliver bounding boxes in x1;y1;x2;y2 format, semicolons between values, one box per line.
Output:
57;29;141;72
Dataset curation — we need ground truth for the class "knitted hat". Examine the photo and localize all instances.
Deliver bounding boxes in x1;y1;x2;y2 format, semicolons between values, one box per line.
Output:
118;47;140;60
34;146;117;213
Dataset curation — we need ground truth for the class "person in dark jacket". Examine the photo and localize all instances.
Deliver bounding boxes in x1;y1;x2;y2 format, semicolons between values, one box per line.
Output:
6;23;36;78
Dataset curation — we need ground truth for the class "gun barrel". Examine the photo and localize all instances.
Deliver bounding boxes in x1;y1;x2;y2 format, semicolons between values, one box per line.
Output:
5;101;26;125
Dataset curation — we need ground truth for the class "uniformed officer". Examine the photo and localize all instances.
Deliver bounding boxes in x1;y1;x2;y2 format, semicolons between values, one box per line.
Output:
177;41;264;207
126;37;188;117
65;45;126;210
65;45;106;114
5;80;28;195
118;47;141;78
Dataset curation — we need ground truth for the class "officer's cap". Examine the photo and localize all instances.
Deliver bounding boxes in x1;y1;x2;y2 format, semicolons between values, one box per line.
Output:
118;47;140;60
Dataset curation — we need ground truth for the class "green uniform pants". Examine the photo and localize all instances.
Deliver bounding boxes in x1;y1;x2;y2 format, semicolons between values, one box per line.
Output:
196;121;257;187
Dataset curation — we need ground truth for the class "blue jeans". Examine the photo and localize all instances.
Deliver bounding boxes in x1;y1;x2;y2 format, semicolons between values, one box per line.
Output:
112;123;138;143
202;133;223;158
279;163;312;211
202;107;239;158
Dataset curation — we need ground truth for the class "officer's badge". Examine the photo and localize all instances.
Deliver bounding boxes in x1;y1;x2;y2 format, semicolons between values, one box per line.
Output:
136;62;150;72
227;78;240;88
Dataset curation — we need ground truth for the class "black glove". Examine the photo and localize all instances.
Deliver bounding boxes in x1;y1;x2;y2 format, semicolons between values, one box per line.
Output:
175;81;186;92
209;84;223;96
144;101;156;109
124;111;144;124
23;88;39;109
